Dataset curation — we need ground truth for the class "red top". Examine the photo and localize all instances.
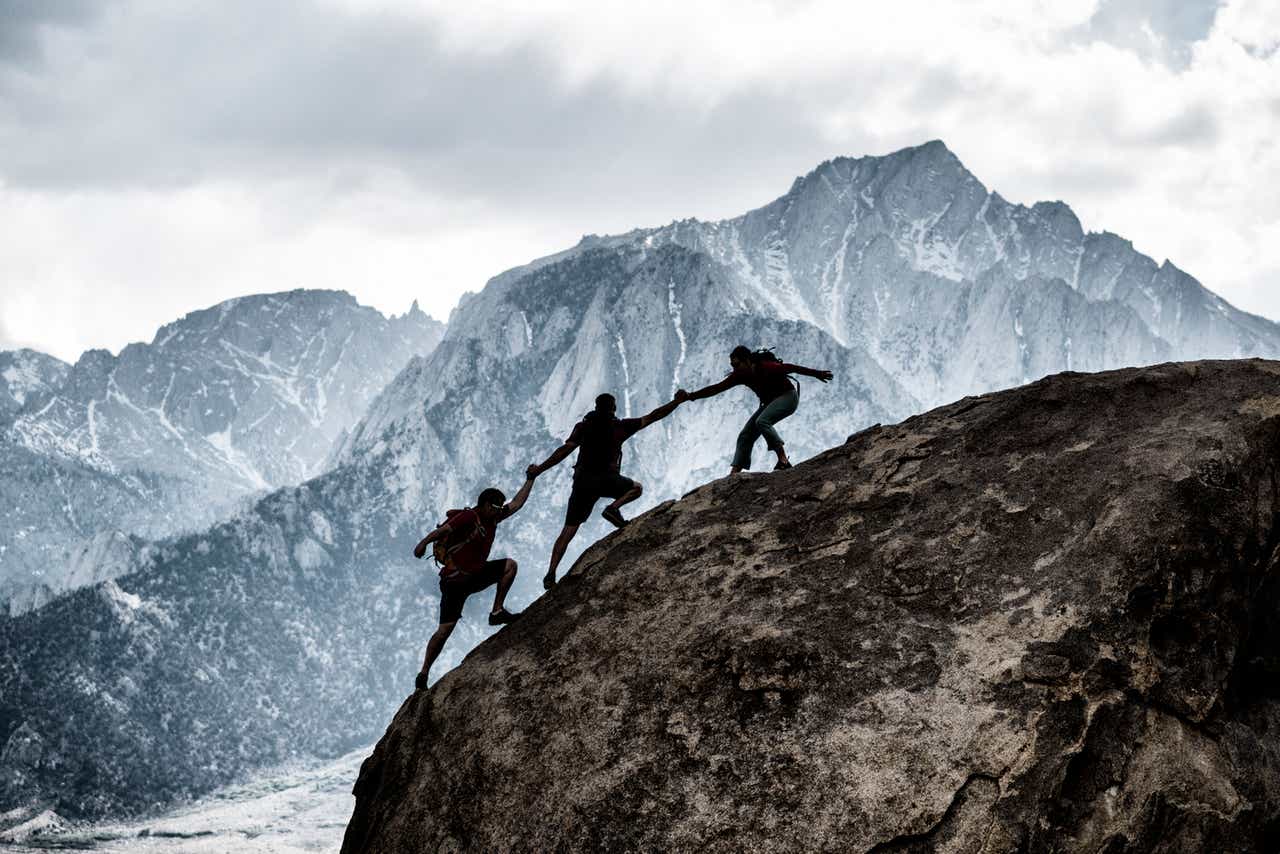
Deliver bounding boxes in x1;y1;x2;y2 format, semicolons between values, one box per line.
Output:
440;508;496;575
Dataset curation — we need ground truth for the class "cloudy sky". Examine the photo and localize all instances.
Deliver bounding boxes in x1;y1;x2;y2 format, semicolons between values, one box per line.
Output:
1;0;1277;362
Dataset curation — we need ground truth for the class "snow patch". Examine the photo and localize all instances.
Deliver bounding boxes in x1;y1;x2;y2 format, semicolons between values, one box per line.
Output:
613;333;632;418
207;428;271;491
667;280;687;396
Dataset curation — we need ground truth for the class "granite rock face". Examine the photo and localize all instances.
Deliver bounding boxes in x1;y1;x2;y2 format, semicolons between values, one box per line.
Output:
344;359;1280;853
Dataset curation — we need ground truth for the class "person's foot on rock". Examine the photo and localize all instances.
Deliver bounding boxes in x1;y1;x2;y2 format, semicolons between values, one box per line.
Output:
542;573;556;591
601;506;628;528
488;607;520;626
414;671;428;692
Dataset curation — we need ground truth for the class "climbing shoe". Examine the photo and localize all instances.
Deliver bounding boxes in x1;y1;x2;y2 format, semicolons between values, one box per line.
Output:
488;607;520;626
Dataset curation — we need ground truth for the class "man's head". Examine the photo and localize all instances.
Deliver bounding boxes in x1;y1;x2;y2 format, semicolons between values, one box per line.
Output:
594;393;617;415
729;345;752;372
476;487;506;522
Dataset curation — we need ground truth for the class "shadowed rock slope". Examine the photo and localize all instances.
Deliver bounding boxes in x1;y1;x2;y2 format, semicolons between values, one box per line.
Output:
343;359;1280;853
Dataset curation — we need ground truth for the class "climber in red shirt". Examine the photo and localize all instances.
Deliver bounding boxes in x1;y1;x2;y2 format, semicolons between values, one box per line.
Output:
679;345;833;473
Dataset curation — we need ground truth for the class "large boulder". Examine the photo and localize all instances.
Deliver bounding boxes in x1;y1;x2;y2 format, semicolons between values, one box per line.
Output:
343;360;1280;853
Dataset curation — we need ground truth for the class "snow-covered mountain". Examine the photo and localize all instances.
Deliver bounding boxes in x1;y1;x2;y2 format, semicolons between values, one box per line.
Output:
585;139;1276;406
3;140;1277;824
0;351;68;424
12;290;443;495
0;290;444;613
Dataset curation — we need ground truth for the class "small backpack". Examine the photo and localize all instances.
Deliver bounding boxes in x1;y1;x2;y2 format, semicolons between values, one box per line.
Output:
750;347;782;364
750;347;799;391
432;508;486;569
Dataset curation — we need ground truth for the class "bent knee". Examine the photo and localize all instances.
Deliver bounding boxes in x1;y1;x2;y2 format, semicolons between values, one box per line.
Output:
632;481;644;495
504;558;518;573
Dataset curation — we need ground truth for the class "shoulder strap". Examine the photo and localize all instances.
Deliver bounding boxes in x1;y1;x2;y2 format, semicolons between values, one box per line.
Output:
434;510;487;567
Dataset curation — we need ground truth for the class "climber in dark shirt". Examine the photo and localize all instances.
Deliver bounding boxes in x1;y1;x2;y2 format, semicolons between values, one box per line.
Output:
530;391;685;589
409;470;538;691
679;345;833;473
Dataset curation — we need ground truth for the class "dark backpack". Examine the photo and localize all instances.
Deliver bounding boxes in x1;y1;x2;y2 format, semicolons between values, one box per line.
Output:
432;508;486;569
750;347;799;392
750;347;782;364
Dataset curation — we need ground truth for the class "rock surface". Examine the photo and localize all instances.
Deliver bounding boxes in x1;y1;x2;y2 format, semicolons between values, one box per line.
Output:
343;359;1280;853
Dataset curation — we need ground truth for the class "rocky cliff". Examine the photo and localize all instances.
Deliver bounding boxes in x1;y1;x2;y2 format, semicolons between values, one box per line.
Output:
343;359;1280;853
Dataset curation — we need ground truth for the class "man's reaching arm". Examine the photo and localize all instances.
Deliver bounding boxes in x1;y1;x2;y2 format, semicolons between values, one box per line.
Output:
638;394;685;429
412;521;453;560
501;471;538;519
780;363;834;383
685;374;739;401
531;442;577;477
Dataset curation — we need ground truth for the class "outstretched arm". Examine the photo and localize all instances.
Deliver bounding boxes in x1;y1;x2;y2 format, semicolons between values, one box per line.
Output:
501;472;538;519
685;375;740;401
781;363;834;382
531;442;577;477
638;395;684;428
412;521;453;559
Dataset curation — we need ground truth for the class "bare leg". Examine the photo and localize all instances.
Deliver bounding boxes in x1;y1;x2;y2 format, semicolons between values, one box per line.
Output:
421;620;457;679
545;524;580;588
604;481;642;513
491;559;518;614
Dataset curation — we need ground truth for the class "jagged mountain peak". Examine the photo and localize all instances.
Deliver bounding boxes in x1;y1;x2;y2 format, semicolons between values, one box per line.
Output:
0;348;69;422
2;287;445;613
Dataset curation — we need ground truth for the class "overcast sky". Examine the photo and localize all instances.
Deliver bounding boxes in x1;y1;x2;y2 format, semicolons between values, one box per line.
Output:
1;0;1277;362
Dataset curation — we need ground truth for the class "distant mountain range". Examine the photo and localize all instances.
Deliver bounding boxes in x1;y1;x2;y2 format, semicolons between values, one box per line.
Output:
3;140;1278;826
0;290;443;613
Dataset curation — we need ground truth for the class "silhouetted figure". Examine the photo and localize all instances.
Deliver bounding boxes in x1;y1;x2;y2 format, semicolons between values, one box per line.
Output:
410;471;537;690
531;392;685;589
679;345;833;473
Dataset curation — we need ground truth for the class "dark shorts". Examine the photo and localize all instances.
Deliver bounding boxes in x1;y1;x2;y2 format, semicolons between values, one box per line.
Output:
438;558;507;624
565;471;637;526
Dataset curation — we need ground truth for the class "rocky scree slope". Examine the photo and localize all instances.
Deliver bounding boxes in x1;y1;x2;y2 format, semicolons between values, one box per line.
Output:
344;359;1280;853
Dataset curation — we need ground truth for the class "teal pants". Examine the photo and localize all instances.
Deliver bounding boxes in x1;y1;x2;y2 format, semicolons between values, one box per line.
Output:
732;388;799;469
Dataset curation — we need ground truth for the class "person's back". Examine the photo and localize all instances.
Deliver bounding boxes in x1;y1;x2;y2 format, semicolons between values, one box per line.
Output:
569;410;642;476
531;390;687;588
736;358;796;403
434;507;496;578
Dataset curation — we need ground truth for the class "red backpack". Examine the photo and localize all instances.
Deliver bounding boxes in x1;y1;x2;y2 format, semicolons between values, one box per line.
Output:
432;508;486;575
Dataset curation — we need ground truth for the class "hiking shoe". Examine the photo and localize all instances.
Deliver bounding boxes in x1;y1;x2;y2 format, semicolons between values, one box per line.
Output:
542;573;556;591
414;671;428;692
773;459;792;470
601;506;629;528
488;607;520;626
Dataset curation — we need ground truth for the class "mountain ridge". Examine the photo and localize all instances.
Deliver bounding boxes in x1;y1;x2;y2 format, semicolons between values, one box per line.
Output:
0;288;444;614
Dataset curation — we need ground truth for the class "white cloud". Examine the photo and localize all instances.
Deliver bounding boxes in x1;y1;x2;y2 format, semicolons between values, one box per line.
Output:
1;0;1278;362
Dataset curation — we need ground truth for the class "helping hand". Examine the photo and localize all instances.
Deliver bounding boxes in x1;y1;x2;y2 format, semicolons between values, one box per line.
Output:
526;463;541;479
413;540;427;560
815;370;834;383
674;388;690;403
